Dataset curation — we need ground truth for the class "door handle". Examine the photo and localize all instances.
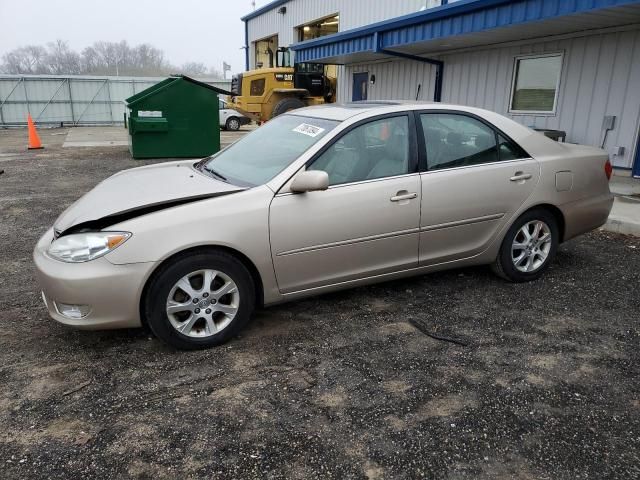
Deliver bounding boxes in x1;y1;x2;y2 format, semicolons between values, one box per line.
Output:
510;172;532;182
390;192;417;202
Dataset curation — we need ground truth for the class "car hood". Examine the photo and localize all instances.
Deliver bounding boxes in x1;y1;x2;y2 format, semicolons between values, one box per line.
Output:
54;160;242;234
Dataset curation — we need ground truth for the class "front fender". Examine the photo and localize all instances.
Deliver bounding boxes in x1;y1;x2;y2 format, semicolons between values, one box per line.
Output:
104;185;282;304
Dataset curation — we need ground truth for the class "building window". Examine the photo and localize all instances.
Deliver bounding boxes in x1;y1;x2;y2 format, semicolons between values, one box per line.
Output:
509;53;563;114
298;14;339;42
254;35;278;69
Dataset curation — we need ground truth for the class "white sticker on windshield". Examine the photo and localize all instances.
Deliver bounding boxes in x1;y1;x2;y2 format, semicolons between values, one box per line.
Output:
293;123;325;137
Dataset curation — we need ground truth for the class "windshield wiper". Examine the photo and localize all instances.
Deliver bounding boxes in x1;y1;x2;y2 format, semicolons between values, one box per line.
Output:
202;165;228;182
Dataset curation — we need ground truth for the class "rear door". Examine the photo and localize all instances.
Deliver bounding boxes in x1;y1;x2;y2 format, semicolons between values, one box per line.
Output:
416;111;540;265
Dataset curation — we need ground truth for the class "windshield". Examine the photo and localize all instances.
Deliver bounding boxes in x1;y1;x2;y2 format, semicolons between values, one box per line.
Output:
198;115;338;186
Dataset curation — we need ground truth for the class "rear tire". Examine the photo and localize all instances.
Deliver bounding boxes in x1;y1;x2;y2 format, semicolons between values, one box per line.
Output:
271;97;306;118
492;208;559;282
144;251;255;350
225;117;241;131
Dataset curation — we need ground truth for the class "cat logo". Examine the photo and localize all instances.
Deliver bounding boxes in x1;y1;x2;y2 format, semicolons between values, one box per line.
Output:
275;73;294;82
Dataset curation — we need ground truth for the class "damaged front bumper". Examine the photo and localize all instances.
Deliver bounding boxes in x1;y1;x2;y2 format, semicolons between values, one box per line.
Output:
33;228;157;330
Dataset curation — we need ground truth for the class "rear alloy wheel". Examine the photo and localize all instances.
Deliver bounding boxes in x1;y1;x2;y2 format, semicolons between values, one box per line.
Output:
145;252;255;350
492;209;559;282
511;221;552;273
225;117;241;131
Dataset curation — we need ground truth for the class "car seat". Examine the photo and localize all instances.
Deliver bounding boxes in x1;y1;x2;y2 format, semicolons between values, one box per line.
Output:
309;129;364;184
423;127;444;168
366;127;409;179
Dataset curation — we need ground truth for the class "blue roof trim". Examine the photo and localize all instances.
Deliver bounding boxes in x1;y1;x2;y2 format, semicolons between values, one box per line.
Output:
291;0;640;62
293;0;507;49
241;0;289;22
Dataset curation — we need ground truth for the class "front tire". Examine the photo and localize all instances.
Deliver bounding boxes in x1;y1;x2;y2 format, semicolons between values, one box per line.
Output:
225;117;241;131
492;209;559;282
144;251;255;350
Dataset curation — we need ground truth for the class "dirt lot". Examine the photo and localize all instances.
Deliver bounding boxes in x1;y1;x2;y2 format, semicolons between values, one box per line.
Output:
0;127;639;479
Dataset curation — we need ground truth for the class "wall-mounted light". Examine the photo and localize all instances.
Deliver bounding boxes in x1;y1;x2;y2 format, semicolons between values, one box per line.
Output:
277;6;286;14
370;74;376;85
303;26;311;32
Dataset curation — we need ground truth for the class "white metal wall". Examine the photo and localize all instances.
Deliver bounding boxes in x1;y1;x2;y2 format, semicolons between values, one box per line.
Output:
440;28;640;169
246;2;639;168
246;0;437;68
0;75;231;126
341;27;640;169
337;61;437;103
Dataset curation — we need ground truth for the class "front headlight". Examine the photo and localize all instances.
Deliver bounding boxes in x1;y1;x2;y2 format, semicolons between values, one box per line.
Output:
47;232;131;263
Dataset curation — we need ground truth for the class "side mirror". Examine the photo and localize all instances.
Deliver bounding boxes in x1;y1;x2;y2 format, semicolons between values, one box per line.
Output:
290;170;329;193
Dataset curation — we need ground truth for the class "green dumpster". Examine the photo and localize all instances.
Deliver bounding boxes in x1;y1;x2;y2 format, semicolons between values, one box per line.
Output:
125;75;233;159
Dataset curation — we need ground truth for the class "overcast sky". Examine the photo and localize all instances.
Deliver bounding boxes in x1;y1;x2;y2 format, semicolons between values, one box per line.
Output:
0;0;273;75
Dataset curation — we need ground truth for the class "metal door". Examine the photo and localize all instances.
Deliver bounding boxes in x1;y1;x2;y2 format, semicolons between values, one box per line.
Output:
352;72;368;101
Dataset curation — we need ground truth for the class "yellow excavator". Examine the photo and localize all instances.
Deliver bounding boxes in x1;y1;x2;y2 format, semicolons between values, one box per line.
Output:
227;48;336;122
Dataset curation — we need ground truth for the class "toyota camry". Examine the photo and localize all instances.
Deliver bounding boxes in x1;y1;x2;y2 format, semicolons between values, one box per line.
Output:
34;102;614;349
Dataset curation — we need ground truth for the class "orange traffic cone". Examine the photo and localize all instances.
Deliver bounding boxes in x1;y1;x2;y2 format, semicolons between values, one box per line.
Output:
27;114;43;150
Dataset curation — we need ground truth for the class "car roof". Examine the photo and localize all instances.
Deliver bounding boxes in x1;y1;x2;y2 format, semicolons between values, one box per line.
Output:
287;101;430;121
289;100;527;122
287;101;542;147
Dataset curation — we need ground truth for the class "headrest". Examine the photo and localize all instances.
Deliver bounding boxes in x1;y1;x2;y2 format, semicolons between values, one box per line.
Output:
446;131;463;145
423;128;442;143
474;134;493;150
341;131;360;149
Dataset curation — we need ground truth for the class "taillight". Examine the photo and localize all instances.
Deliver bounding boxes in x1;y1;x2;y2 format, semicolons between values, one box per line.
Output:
604;159;613;181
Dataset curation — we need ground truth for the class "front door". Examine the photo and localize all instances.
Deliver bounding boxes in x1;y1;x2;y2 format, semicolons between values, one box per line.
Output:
269;114;420;293
417;112;540;264
352;72;369;101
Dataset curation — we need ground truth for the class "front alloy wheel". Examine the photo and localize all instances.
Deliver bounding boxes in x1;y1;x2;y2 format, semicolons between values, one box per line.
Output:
166;269;239;338
145;252;255;350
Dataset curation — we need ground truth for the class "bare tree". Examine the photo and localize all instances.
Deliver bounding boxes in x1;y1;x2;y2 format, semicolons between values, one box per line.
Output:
1;45;48;74
1;40;223;77
84;40;125;75
80;41;170;76
132;43;166;72
208;66;224;79
179;62;208;75
45;40;82;75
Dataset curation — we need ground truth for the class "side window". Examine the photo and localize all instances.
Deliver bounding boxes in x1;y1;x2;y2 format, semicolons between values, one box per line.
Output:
309;116;410;186
420;113;498;170
498;134;528;161
250;78;265;96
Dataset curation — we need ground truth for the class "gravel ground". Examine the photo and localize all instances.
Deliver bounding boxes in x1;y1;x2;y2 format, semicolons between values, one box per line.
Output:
0;127;639;479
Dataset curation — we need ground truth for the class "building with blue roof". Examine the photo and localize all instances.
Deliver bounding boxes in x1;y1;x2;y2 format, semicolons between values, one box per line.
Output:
242;0;640;176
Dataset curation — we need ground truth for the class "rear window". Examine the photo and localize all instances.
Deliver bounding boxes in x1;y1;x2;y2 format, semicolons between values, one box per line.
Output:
421;113;498;170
